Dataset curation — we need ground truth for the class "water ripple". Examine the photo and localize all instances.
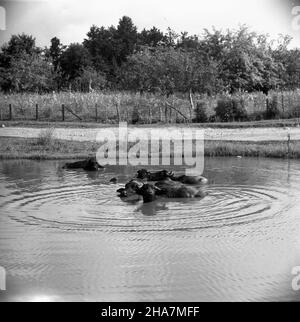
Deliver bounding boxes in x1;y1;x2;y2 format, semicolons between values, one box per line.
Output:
1;158;300;301
1;177;292;233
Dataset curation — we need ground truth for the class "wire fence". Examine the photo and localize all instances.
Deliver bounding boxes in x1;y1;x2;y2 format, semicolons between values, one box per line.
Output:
1;90;300;124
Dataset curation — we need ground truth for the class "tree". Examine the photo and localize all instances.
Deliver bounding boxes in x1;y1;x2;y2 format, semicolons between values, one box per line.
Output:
71;67;107;92
0;34;47;92
1;53;55;92
114;16;138;64
59;43;92;81
198;26;282;93
284;49;300;89
0;34;39;69
2;21;300;94
164;28;179;47
138;27;166;47
48;37;65;71
177;32;199;50
84;16;138;82
84;25;118;75
2;34;37;57
118;47;219;95
272;36;300;90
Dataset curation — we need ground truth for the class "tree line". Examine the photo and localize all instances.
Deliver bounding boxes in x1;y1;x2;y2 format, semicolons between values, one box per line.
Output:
0;16;300;95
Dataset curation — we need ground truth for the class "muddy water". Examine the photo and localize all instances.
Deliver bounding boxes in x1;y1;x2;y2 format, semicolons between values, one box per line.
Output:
0;157;300;301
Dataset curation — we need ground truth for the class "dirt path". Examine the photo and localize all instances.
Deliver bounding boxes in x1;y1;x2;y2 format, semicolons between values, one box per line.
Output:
0;126;299;142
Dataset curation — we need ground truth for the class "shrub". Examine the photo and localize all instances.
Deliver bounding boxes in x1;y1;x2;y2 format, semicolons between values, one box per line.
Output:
215;98;230;122
193;101;208;123
233;98;248;121
265;95;280;119
248;111;265;121
215;97;248;122
37;127;55;146
208;115;217;123
291;105;300;118
131;106;141;124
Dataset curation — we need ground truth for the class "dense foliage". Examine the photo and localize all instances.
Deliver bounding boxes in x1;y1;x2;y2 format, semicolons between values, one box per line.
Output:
1;17;300;95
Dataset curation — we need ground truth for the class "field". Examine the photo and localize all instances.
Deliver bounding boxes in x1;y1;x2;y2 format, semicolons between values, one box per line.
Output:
0;135;298;160
1;90;300;124
1;90;300;160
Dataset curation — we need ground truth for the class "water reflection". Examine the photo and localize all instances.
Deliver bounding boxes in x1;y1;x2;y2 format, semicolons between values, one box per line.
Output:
137;201;169;216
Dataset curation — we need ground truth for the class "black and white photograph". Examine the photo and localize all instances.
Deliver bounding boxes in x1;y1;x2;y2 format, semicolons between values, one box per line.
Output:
0;0;300;304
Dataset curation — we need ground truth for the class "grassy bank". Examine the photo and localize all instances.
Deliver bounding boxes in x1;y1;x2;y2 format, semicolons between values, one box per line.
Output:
0;136;299;160
1;90;300;125
1;118;300;129
0;136;100;160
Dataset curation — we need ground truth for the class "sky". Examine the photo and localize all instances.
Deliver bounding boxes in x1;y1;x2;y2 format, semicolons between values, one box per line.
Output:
0;0;300;48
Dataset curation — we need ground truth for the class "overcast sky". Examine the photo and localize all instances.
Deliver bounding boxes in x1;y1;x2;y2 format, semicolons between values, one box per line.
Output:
0;0;300;47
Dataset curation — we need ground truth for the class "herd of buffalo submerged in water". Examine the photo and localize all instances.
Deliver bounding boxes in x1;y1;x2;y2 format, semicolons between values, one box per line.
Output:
63;157;208;203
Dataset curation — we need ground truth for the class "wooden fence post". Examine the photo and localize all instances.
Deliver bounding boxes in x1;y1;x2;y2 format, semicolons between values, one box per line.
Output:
9;104;12;121
148;106;152;124
62;104;65;122
281;91;284;116
126;106;129;122
266;96;269;111
105;106;108;123
287;132;291;158
165;105;168;123
95;104;98;122
35;104;39;121
115;101;120;123
159;105;162;122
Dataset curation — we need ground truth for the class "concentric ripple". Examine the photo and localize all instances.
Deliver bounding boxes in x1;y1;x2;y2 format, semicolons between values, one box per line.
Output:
0;167;293;232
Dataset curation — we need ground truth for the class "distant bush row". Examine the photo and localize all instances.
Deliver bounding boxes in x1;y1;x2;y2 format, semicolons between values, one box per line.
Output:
194;93;300;123
1;16;300;95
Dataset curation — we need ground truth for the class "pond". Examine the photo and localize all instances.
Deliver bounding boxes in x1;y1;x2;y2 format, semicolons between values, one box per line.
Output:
0;157;300;301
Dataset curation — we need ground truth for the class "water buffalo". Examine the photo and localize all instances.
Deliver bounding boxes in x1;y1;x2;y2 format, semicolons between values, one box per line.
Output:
136;169;208;185
136;169;174;181
136;181;207;203
116;179;144;197
172;175;208;185
63;157;103;171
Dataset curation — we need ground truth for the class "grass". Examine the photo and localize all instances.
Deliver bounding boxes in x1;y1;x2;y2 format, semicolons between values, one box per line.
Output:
0;137;100;160
204;140;300;158
1;118;300;129
1;90;300;125
36;127;55;145
0;136;299;160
